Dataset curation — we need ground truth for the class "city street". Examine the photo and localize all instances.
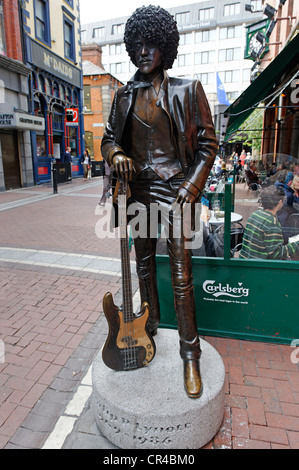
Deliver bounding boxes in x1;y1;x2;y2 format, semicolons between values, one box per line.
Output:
0;177;299;449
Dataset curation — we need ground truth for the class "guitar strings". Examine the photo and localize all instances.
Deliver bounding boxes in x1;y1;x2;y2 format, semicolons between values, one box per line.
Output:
120;181;137;370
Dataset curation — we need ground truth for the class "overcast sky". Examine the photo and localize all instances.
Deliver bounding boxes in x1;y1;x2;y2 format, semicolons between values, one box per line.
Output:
79;0;203;24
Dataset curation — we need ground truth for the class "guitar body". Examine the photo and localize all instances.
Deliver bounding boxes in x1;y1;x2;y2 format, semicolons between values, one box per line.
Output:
102;292;156;371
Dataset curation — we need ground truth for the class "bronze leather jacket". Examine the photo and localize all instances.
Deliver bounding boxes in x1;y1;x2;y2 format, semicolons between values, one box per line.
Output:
101;71;218;197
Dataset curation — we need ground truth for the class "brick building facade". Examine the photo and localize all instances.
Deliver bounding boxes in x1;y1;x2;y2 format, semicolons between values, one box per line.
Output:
82;44;123;161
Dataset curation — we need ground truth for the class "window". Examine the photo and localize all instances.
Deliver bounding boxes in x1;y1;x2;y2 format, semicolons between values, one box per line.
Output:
64;16;75;61
218;48;241;62
180;33;192;45
195;50;216;65
224;3;241;17
197;73;214;85
85;131;94;156
219;25;242;40
45;77;52;95
218;70;240;83
250;0;262;11
178;54;192;67
227;91;238;100
110;62;126;74
198;7;214;21
195;29;216;43
83;85;91;112
69;127;78;158
243;69;251;81
176;11;190;25
59;84;65;101
93;27;105;39
38;74;45;92
109;43;125;55
111;23;124;36
34;0;51;46
0;0;6;56
64;0;73;8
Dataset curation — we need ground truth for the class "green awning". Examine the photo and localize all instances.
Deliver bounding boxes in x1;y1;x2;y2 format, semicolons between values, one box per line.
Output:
225;32;299;139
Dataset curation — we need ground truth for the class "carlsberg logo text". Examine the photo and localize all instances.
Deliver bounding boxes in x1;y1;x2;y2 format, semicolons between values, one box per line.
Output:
203;280;249;298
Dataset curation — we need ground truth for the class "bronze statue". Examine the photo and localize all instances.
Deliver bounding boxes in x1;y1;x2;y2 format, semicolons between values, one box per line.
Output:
101;5;218;398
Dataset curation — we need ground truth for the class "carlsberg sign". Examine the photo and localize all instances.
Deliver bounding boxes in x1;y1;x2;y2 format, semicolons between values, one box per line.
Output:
203;280;249;299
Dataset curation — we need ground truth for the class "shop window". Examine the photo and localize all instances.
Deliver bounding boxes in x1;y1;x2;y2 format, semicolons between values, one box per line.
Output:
53;81;60;98
34;0;51;47
0;0;6;56
38;74;45;92
52;105;64;131
69;127;78;158
45;77;52;95
72;89;78;106
59;84;65;101
36;134;47;157
66;87;72;102
64;16;75;62
32;72;38;90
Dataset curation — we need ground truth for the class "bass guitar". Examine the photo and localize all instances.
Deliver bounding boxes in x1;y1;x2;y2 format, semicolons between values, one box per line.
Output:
102;179;156;371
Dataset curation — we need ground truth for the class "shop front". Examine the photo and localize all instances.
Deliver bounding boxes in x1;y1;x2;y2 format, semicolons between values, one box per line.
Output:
25;36;84;183
0;54;35;191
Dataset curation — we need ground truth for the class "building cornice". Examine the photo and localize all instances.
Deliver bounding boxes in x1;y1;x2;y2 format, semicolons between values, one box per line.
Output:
0;55;31;76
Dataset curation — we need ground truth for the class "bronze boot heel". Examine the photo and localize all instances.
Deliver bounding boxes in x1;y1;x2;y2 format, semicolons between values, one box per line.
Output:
183;359;203;398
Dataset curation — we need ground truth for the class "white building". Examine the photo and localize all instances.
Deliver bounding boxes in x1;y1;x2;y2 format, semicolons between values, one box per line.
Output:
81;1;264;114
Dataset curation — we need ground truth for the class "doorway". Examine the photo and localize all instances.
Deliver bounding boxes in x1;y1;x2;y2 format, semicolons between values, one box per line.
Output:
0;132;21;189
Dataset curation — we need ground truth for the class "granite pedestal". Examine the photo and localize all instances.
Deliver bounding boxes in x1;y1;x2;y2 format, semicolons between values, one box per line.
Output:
92;329;225;449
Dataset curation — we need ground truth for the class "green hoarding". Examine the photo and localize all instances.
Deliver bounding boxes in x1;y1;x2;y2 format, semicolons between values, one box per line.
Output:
157;256;299;345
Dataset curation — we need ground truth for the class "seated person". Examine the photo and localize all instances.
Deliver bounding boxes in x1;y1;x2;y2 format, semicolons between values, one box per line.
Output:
270;164;289;184
245;162;261;189
220;161;227;176
285;164;299;188
285;175;299;207
235;159;242;174
240;186;299;260
278;176;299;245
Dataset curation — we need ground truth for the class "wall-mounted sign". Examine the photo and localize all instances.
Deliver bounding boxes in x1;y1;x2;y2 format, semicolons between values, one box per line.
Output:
28;37;81;89
244;19;271;60
66;108;79;126
0;111;45;131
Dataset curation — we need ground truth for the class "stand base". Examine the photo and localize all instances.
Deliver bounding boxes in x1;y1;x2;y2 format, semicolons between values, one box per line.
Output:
92;329;225;449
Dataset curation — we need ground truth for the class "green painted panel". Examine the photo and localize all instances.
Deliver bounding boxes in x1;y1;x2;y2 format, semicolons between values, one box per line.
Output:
157;256;299;344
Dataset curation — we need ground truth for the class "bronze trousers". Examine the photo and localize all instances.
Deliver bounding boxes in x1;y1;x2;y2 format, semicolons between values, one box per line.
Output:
128;170;201;361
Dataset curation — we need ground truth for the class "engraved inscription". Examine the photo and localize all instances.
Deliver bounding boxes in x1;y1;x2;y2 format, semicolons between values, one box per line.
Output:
95;399;191;445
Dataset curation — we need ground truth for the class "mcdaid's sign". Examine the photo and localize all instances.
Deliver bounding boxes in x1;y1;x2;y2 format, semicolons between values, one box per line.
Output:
29;38;81;88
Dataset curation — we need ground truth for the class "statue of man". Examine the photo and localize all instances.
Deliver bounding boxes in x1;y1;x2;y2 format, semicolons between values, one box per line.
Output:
101;5;218;398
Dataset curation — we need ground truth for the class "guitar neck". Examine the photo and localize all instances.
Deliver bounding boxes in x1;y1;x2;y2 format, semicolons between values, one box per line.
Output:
118;183;134;322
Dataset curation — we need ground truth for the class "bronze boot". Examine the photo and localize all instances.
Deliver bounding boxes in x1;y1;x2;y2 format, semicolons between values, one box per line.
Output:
183;359;203;399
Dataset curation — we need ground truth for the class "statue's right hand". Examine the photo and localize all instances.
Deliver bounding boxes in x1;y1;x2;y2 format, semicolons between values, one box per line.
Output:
112;154;134;181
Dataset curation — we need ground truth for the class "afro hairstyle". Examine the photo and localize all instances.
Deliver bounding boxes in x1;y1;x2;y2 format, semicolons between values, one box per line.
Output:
124;5;180;70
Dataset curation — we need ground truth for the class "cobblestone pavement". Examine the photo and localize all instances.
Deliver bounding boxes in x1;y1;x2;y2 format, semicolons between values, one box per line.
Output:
0;178;299;449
